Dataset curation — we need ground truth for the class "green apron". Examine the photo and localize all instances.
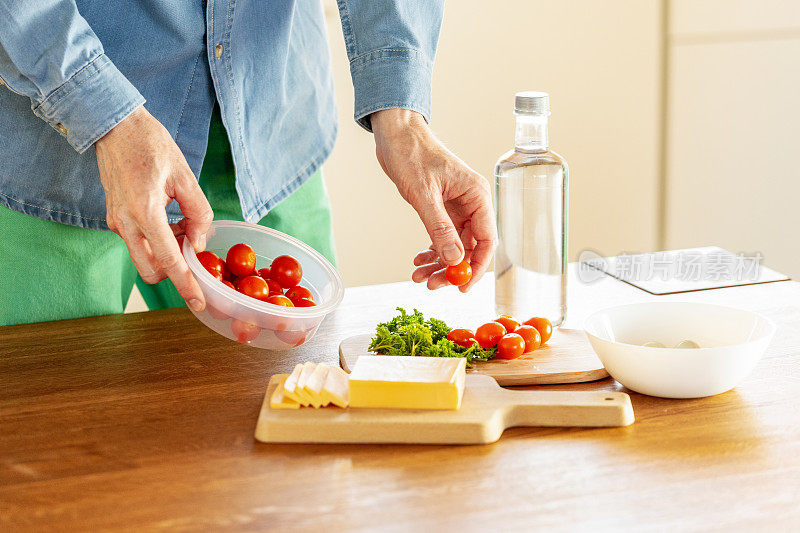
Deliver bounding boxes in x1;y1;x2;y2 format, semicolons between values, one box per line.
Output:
0;106;336;326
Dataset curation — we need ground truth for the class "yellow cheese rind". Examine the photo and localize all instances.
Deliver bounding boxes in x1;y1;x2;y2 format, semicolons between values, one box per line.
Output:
269;375;301;410
303;363;330;408
322;366;350;408
348;356;466;410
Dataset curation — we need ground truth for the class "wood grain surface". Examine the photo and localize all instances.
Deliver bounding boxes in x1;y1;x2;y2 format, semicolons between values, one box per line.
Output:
340;328;609;386
255;374;633;444
1;264;799;531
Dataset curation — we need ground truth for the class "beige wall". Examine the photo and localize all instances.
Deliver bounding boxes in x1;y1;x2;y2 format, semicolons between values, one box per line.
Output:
125;0;799;312
322;0;663;287
664;0;800;279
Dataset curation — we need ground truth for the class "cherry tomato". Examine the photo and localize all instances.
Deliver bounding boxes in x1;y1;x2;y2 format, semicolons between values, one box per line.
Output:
475;321;507;349
275;329;307;348
226;243;257;277
495;315;519;333
270;255;303;288
285;286;313;302
197;251;224;279
265;279;284;296
231;319;260;343
221;261;233;281
292;298;316;307
257;267;271;280
447;328;477;348
444;260;472;286
514;325;541;353
266;294;294;307
497;333;525;360
523;317;553;344
221;280;235;290
237;275;270;301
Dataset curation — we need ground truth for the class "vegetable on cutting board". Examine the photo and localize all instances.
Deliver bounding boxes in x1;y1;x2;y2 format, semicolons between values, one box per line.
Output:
368;308;554;365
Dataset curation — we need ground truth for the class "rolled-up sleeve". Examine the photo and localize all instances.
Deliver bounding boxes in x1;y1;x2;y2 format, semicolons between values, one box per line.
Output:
0;0;144;153
335;0;444;132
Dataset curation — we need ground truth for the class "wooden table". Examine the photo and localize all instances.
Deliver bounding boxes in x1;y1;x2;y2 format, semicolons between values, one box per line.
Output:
2;265;799;531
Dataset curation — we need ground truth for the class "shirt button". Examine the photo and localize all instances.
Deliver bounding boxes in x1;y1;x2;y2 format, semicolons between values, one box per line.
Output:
57;123;67;135
215;44;223;58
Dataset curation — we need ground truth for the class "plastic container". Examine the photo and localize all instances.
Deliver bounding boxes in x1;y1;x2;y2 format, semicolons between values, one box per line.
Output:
182;220;344;349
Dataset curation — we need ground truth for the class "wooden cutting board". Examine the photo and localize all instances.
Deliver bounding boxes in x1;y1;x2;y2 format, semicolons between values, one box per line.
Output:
255;374;634;445
339;328;609;386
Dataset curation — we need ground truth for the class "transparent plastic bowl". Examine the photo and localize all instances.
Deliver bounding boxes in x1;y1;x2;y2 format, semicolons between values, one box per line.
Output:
182;220;344;349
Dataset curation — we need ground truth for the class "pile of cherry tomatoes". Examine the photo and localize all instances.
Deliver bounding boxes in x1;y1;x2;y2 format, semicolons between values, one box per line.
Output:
197;244;315;308
446;315;553;360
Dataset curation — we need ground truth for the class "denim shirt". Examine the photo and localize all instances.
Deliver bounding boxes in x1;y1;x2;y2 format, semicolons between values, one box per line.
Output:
0;0;443;230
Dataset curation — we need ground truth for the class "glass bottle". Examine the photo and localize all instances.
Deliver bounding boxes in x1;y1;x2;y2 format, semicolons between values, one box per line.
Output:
494;91;568;327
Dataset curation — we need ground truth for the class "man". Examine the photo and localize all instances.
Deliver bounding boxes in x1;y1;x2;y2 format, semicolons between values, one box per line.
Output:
0;0;496;326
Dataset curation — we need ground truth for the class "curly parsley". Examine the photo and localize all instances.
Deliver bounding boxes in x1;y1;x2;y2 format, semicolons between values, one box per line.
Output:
368;307;496;366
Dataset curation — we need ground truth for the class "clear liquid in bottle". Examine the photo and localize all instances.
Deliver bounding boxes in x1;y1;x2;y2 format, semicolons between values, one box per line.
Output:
494;92;568;326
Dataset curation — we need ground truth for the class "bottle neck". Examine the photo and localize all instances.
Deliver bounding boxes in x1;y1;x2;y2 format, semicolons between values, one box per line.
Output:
515;114;549;152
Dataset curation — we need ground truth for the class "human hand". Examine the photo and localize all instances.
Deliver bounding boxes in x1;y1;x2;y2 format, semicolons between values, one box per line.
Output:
371;109;496;292
95;106;213;311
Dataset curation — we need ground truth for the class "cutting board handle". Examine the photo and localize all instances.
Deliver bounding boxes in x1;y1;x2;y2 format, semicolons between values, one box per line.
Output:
494;388;635;428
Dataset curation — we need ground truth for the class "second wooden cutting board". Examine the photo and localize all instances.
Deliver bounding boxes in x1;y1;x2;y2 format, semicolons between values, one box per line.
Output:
339;328;609;386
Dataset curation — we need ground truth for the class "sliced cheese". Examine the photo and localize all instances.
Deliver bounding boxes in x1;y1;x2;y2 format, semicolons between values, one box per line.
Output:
293;361;317;406
303;363;330;408
348;356;466;410
283;363;312;406
321;366;349;408
269;375;300;410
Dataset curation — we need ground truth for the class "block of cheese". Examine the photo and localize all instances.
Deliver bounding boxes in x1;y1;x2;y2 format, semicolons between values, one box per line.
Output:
303;363;330;408
348;356;466;410
269;375;300;410
322;366;349;408
283;363;312;406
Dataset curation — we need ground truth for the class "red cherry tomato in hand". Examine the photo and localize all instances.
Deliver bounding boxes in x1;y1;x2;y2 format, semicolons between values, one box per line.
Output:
257;267;271;280
445;260;472;287
197;251;224;279
270;255;302;288
231;319;260;343
514;325;541;353
475;321;507;349
237;275;270;301
285;286;313;302
446;328;477;348
266;294;294;307
226;243;257;277
495;315;519;333
497;333;525;360
265;279;284;296
292;298;316;307
523;317;553;344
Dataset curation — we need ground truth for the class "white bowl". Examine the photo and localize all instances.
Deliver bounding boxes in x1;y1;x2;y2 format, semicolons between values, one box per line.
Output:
584;302;776;398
